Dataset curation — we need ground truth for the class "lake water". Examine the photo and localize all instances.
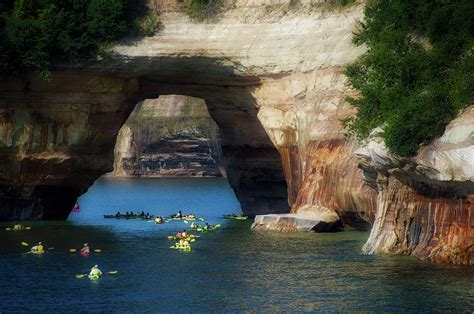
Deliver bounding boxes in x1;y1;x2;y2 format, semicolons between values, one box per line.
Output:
0;178;472;312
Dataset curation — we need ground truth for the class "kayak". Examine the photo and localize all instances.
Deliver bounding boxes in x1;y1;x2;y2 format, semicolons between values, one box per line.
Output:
170;245;191;252
223;215;248;220
29;250;45;255
88;274;101;280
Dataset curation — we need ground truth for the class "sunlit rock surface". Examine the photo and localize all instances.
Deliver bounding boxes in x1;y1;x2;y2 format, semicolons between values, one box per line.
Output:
252;205;342;232
111;95;224;177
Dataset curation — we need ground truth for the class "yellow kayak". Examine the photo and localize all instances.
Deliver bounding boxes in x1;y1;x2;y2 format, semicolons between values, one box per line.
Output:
223;215;248;220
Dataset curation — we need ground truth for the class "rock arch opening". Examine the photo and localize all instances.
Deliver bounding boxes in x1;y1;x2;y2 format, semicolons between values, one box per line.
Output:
0;71;291;220
110;95;225;178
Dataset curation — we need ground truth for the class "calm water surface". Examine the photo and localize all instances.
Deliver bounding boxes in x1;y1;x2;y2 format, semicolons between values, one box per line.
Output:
0;178;472;312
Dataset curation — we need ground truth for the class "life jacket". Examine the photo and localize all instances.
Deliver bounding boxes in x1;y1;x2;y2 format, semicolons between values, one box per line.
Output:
90;268;101;276
37;245;44;252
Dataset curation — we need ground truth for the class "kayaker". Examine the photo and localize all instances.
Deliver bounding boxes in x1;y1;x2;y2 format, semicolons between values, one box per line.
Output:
31;242;44;253
116;211;121;217
182;230;188;238
140;211;145;217
89;265;102;277
125;211;130;217
81;243;90;256
176;210;183;218
176;231;182;238
130;211;135;216
13;224;22;230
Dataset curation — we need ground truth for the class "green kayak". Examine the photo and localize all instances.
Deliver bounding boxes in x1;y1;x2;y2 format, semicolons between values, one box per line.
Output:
170;245;191;251
88;274;101;280
223;215;248;220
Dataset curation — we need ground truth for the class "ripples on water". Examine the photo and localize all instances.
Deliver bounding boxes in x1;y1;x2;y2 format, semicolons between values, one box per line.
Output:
0;178;472;312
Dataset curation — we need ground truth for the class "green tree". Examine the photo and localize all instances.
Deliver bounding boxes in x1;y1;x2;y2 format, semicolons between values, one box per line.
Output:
344;0;473;156
0;0;155;79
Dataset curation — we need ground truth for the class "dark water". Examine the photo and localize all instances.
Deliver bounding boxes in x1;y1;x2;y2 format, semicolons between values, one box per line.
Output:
0;178;472;312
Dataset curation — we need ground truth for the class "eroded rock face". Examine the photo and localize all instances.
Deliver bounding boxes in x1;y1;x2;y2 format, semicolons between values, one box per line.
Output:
357;106;474;265
0;74;140;220
111;95;224;177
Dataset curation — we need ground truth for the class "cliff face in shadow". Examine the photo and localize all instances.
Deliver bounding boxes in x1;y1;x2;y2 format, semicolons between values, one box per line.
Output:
0;0;471;264
110;95;224;177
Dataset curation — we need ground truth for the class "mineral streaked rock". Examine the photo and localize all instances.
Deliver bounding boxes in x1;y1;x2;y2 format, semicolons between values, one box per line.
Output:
357;106;474;265
110;95;224;177
0;74;140;220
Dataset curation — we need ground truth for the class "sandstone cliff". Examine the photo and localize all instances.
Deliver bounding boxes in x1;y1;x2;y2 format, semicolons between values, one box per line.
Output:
0;0;471;264
111;95;224;177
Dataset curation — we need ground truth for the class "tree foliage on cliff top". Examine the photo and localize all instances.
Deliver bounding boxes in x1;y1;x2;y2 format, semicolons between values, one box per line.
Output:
344;0;473;156
0;0;156;80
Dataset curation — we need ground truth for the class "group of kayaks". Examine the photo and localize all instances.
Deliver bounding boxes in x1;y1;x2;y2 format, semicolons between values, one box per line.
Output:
15;234;114;280
13;210;249;280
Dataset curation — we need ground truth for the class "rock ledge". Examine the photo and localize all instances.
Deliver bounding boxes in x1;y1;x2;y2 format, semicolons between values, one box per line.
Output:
252;212;341;233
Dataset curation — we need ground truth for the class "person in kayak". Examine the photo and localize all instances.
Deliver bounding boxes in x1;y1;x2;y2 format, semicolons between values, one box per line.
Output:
116;211;121;217
81;243;90;256
176;231;182;238
89;265;102;277
13;224;22;230
31;242;44;253
181;230;188;238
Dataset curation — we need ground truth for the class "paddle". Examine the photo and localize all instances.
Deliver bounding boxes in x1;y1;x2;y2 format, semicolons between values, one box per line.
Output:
21;242;29;246
199;217;205;221
69;249;77;253
5;228;11;231
75;274;87;279
25;227;31;230
94;249;101;253
183;220;189;224
108;271;118;275
48;247;55;250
